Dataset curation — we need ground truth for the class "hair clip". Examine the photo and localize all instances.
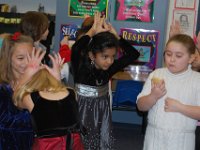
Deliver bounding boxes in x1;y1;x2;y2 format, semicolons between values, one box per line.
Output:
11;32;21;41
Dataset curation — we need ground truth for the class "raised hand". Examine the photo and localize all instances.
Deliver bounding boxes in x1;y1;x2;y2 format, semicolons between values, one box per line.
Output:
44;52;64;80
86;11;109;37
106;22;120;39
169;20;182;38
16;47;46;90
60;36;69;46
26;47;46;76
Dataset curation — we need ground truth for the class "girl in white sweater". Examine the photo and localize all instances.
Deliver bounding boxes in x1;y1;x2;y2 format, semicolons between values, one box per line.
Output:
137;34;200;150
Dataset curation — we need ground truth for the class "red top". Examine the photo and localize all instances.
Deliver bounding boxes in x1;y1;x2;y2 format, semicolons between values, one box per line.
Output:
59;44;71;63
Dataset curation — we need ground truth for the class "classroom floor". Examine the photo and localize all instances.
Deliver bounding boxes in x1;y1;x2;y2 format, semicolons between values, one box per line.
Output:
113;122;144;150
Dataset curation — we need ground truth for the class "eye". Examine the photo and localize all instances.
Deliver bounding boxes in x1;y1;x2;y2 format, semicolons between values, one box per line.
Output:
176;55;182;58
165;52;172;57
17;56;25;60
102;55;108;59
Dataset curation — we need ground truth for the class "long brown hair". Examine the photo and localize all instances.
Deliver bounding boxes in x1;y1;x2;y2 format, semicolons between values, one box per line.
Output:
20;11;49;41
0;34;33;84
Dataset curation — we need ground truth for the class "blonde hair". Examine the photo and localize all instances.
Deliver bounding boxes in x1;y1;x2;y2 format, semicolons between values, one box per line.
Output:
0;33;33;84
14;68;66;106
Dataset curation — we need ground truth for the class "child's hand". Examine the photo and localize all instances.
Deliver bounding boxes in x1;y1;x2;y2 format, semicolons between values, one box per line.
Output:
87;11;109;36
60;36;69;46
169;20;182;38
164;97;182;112
17;47;45;89
26;47;46;76
151;79;166;101
45;52;64;80
106;23;120;40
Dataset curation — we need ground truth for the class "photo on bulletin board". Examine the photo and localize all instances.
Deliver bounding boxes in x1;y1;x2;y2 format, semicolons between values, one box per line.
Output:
173;9;196;37
60;24;79;48
175;0;196;9
134;45;152;63
68;0;108;18
115;0;155;22
120;28;159;70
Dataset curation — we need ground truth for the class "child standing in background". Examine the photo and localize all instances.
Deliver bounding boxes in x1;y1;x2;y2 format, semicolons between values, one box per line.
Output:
71;12;140;149
137;34;200;150
59;15;95;87
59;14;94;64
19;11;49;64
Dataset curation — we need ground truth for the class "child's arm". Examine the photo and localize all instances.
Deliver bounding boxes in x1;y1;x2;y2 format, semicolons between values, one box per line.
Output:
169;20;182;38
108;36;140;75
71;11;108;75
165;98;200;120
59;36;71;63
137;80;167;111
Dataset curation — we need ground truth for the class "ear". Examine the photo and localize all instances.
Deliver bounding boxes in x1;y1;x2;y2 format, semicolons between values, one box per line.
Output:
189;54;195;64
88;51;94;61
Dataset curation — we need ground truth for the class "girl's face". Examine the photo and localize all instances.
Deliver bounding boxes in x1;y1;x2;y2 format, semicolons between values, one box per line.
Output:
11;43;33;79
164;41;194;74
90;47;117;70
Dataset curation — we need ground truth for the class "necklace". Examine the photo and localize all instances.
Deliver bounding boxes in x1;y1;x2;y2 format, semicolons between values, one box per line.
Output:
96;79;103;86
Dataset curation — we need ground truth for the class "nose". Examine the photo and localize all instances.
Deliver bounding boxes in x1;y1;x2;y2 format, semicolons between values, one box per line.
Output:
24;57;29;67
107;58;114;65
169;55;175;62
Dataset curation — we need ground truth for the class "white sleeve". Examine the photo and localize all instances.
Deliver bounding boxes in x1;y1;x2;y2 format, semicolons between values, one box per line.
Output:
136;72;154;103
60;63;69;81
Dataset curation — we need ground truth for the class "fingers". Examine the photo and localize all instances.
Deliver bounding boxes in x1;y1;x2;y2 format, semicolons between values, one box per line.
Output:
164;98;170;111
164;105;169;112
94;11;101;24
27;47;46;68
103;21;110;31
49;52;64;67
31;47;46;62
151;79;167;97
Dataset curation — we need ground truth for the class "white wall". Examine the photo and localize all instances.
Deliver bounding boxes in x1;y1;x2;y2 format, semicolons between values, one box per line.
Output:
0;0;56;14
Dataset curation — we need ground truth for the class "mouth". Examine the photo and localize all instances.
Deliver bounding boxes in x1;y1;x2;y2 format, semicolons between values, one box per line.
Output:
102;66;110;70
168;64;174;67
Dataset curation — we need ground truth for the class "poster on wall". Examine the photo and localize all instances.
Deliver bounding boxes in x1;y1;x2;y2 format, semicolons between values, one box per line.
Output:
120;28;159;80
68;0;108;18
115;0;154;22
173;9;196;37
60;24;79;48
175;0;196;9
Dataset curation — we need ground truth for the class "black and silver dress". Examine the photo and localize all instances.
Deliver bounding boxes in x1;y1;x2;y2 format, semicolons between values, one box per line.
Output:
71;35;140;150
